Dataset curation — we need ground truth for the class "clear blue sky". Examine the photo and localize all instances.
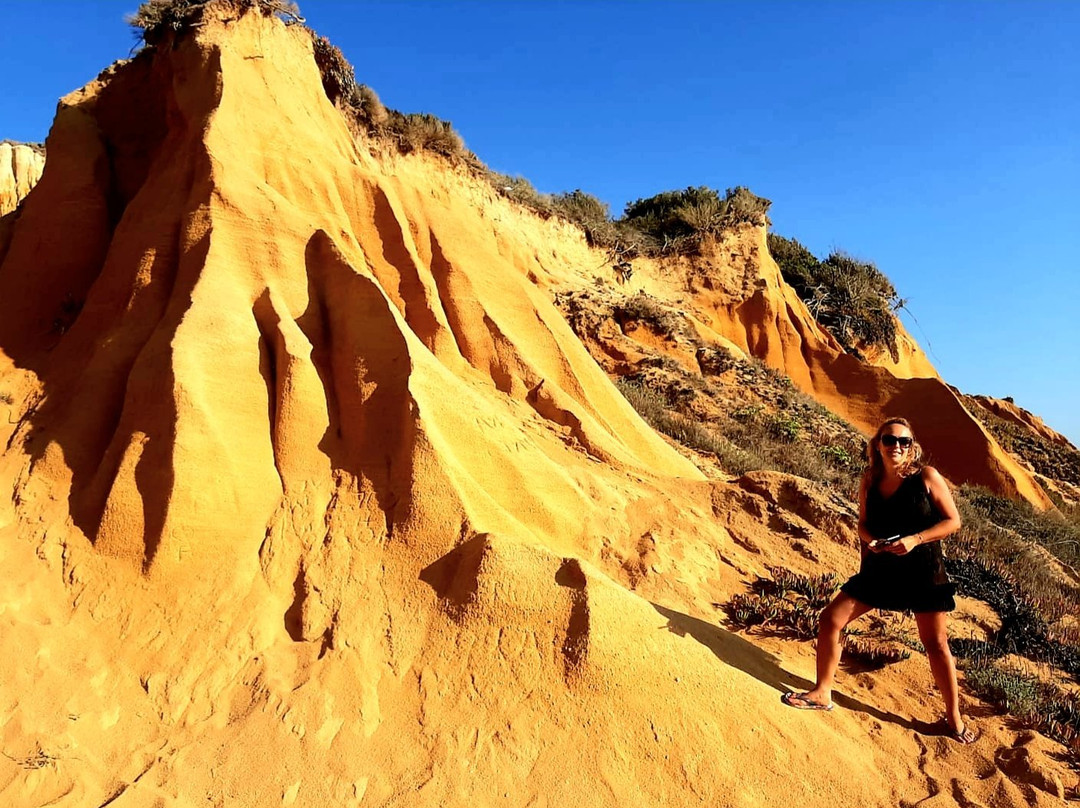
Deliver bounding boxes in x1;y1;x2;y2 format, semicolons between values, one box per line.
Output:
2;1;1077;444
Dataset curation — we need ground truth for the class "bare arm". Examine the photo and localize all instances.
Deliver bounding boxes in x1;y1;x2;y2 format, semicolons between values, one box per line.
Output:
885;466;962;555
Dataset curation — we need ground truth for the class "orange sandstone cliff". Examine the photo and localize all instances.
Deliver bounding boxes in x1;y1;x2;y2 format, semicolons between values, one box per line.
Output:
0;10;1072;808
970;394;1076;449
564;225;1053;508
0;141;45;216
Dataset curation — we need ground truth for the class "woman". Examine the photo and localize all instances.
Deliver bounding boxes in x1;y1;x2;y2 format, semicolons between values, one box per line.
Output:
781;417;977;743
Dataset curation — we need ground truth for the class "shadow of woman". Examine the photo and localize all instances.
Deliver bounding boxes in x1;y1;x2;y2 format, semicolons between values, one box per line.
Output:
652;602;934;734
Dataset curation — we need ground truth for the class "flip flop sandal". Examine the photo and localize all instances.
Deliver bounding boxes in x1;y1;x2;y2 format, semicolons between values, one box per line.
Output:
932;718;979;744
781;691;834;711
946;722;979;744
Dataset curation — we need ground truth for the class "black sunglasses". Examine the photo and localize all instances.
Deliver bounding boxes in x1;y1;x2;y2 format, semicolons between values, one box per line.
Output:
881;435;913;448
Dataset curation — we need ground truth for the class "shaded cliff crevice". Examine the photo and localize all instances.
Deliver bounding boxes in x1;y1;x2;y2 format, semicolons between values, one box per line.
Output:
299;230;417;539
369;185;453;358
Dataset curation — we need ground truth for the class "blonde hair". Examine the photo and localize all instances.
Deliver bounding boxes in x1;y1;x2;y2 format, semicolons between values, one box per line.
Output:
863;417;924;487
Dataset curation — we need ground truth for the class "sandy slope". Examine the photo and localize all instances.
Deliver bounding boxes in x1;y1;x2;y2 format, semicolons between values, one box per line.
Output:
0;9;1074;807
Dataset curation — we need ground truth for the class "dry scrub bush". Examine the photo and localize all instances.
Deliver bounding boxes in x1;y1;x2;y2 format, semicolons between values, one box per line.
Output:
389;113;467;159
768;234;901;361
298;26;472;164
958;485;1080;589
617;379;724;449
551;190;621;248
482;172;554;217
613;292;686;339
622;186;771;254
129;0;302;44
614;352;862;487
723;394;862;487
353;85;389;129
312;35;357;106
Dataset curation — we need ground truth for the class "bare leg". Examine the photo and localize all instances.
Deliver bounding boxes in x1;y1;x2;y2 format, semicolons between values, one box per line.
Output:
915;611;975;741
792;593;871;707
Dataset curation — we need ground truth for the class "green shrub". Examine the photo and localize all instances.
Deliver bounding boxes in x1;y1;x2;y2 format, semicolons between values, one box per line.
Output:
129;0;302;45
757;566;837;608
820;444;855;469
766;234;819;294
622;185;771;253
725;186;773;226
550;190;617;247
728;568;909;667
727;592;820;639
624;186;716;242
766;412;802;443
732;405;764;423
768;234;901;361
387;112;467;159
964;657;1080;755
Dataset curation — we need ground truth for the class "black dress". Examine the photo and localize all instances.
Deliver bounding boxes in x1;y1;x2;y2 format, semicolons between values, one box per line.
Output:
840;471;956;613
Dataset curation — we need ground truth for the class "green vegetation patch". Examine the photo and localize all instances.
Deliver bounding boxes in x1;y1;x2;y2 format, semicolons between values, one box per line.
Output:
615;378;756;473
726;568;911;668
612;350;863;488
964;657;1080;756
767;234;902;361
129;0;303;45
622;186;771;254
945;489;1080;762
958;485;1080;593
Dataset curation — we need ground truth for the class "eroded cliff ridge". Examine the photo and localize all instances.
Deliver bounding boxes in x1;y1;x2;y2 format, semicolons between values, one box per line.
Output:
0;141;45;216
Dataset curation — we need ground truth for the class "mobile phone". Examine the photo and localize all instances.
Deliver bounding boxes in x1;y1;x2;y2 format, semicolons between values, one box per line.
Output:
873;534;902;546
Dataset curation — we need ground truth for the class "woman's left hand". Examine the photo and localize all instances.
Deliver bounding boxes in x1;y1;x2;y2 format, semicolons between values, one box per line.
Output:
883;535;920;555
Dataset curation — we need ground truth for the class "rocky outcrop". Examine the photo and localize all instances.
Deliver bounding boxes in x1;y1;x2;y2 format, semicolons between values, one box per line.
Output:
579;225;1053;508
971;394;1076;449
0;141;45;215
